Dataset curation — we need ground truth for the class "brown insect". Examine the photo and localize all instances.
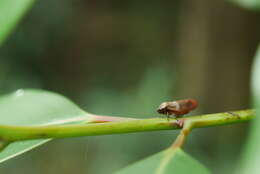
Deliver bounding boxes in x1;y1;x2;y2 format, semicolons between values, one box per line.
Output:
157;99;198;119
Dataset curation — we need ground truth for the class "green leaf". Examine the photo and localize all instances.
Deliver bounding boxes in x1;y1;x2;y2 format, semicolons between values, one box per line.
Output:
0;89;91;163
240;44;260;173
0;0;35;46
115;148;210;174
230;0;260;10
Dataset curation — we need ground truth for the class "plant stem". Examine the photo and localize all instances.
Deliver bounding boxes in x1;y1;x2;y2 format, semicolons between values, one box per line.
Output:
90;114;139;123
170;120;194;149
156;121;195;174
0;109;254;142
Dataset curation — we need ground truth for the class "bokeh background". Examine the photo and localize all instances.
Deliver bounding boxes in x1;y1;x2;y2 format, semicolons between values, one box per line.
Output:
0;0;260;173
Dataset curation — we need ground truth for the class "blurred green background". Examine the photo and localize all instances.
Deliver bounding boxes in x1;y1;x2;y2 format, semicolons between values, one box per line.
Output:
0;0;260;173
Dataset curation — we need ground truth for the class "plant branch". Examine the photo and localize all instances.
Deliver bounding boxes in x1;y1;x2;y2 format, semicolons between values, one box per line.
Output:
170;120;194;149
90;114;139;123
0;109;254;142
155;121;195;174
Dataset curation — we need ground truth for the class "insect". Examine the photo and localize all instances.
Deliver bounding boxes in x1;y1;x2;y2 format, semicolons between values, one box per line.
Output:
157;99;198;120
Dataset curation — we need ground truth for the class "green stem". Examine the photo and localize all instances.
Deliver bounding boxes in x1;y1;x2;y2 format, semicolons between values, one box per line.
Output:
90;114;139;123
156;121;195;174
170;120;194;149
0;109;254;142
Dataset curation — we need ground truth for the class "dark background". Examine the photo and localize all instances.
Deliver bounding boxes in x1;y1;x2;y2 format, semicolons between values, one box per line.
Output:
0;0;260;173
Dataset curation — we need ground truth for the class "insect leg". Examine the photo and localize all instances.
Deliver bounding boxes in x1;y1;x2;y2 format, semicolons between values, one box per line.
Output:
175;114;179;122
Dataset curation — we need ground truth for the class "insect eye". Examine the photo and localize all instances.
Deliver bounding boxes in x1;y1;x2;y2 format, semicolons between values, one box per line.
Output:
158;103;167;109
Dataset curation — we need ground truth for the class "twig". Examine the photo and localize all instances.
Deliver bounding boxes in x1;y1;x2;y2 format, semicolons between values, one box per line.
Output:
0;109;254;144
170;120;194;149
90;114;139;123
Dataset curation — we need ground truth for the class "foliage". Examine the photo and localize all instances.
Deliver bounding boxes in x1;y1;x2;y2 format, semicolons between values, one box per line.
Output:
240;45;260;174
0;0;34;46
115;148;210;174
230;0;260;10
0;0;259;174
0;89;90;163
